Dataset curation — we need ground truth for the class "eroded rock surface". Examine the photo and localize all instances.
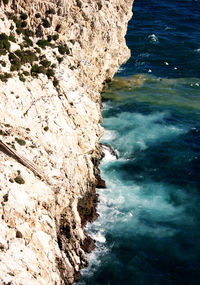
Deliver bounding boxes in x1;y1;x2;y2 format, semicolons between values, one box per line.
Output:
0;0;133;284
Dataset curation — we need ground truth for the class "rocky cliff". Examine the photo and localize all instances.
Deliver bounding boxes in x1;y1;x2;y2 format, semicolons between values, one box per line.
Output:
0;0;133;284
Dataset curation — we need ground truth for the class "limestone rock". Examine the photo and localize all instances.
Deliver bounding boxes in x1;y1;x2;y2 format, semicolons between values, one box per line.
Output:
0;0;134;284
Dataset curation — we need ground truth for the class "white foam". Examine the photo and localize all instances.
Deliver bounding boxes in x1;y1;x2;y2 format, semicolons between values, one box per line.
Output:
91;232;106;243
148;34;159;43
102;129;116;141
116;66;126;74
103;111;186;155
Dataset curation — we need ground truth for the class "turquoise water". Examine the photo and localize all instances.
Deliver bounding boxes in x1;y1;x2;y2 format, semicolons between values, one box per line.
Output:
77;0;200;284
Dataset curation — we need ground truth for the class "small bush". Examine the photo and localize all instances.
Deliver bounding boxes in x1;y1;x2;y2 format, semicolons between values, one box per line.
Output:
51;63;56;68
0;33;10;51
22;50;38;64
57;57;63;64
40;60;51;67
15;20;22;29
9;53;21;71
35;13;41;18
3;0;9;5
23;71;29;76
19;75;26;82
42;18;51;28
36;39;50;48
24;29;34;37
31;64;46;75
46;8;56;15
0;60;6;67
10;24;14;31
0;33;8;40
58;44;70;55
15;49;37;65
43;126;49;131
23;36;33;47
15;137;26;145
9;33;16;42
0;49;7;56
20;13;28;20
47;35;53;42
11;15;18;23
34;47;41;53
14;175;25;184
0;73;12;82
21;21;27;28
53;77;59;87
52;34;59;41
16;28;23;35
55;24;61;32
69;65;76;70
15;49;22;57
46;68;55;78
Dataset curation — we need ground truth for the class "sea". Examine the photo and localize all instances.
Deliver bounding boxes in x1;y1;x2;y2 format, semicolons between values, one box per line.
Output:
77;0;200;284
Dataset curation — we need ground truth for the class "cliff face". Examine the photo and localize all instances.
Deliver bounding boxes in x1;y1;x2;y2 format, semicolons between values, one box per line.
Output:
0;0;133;284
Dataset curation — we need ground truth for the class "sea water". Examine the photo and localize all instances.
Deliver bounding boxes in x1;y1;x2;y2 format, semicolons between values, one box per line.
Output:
77;0;200;284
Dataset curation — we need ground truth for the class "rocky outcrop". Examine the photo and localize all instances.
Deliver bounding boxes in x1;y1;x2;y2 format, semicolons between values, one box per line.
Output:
0;0;133;284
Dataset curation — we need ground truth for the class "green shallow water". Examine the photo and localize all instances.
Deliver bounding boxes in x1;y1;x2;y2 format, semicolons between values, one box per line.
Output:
104;74;200;111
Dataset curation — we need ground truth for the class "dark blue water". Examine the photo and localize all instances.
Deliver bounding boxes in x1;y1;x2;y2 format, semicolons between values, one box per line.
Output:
77;1;200;284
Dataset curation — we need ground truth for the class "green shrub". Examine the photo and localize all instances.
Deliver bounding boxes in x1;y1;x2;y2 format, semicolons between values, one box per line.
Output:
0;33;8;40
53;77;59;87
40;60;51;67
14;175;25;184
31;64;46;75
0;49;7;56
3;0;9;5
23;71;29;76
0;60;6;67
58;44;70;55
46;8;56;15
11;15;18;23
23;36;33;47
36;39;50;48
15;49;22;57
9;53;21;71
20;13;28;20
15;138;26;145
57;57;63;64
69;65;76;70
43;126;49;131
19;75;26;82
0;33;11;51
34;47;41;53
42;18;51;28
55;24;61;32
16;28;23;35
0;73;12;82
24;29;34;37
9;33;16;42
35;13;41;18
21;21;27;28
47;35;53;42
20;50;38;64
15;49;37;64
10;24;14;31
51;63;56;68
52;34;59;41
15;20;22;29
46;68;55;78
